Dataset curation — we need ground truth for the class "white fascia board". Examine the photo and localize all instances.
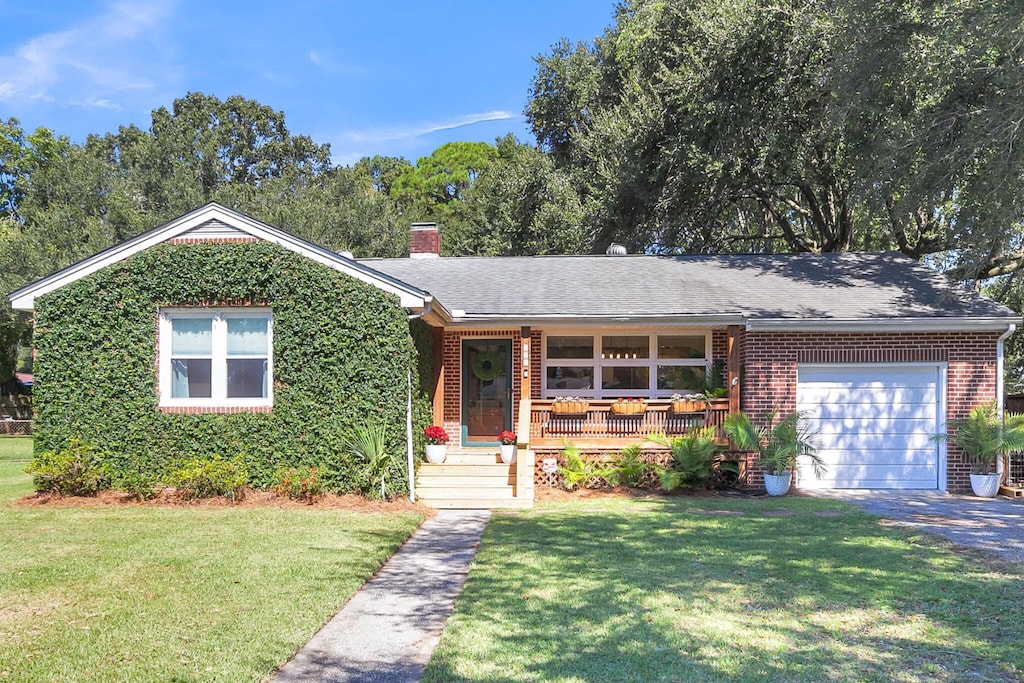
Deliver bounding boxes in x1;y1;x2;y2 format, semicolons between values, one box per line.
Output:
445;313;749;328
9;203;427;311
745;317;1023;332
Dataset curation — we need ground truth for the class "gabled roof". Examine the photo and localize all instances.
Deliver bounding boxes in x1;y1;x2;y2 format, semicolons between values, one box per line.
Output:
367;252;1019;331
8;203;429;311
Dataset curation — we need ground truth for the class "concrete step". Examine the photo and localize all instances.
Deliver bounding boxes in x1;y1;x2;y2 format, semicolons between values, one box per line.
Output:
417;475;515;488
416;486;516;499
420;497;533;510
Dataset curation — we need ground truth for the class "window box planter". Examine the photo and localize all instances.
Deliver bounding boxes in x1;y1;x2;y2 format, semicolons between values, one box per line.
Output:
610;400;647;416
671;400;707;414
551;401;589;416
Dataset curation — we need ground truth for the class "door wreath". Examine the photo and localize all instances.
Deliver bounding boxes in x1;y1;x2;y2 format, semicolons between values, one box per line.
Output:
471;350;502;381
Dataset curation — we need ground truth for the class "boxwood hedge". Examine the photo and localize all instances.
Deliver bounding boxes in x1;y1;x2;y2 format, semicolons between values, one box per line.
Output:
32;240;433;494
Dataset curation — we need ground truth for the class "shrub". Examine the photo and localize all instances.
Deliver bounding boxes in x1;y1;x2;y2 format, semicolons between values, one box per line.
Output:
559;441;615;490
653;428;735;491
612;444;650;487
271;466;325;501
171;455;248;500
26;441;110;496
343;423;403;499
114;471;162;500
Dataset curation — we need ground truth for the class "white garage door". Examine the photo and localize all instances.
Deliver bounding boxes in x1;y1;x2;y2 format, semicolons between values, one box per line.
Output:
796;364;943;490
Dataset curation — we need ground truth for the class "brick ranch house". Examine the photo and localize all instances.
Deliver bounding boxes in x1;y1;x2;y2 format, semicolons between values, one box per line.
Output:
9;204;1020;508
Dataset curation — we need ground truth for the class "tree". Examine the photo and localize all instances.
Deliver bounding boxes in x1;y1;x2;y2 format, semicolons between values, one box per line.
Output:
391;141;498;220
526;0;1024;273
450;135;588;255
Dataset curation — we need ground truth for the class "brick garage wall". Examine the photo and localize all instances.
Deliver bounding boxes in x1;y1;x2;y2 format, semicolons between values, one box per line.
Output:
441;329;542;448
741;330;1001;491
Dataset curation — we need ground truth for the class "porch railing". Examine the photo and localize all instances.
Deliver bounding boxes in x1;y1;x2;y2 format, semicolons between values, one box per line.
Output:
528;398;730;448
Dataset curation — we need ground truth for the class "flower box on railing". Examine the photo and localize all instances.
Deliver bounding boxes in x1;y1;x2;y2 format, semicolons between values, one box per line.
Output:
551;400;589;416
671;400;707;414
610;399;647;416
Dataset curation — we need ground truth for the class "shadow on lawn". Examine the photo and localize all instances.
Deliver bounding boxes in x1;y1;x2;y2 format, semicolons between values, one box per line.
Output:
424;498;1023;682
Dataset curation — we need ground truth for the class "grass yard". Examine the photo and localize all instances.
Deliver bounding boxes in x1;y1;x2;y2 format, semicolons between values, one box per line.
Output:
424;495;1024;683
0;436;426;682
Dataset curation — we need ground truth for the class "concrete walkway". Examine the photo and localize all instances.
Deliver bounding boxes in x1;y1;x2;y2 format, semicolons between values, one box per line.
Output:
271;509;491;683
812;490;1024;562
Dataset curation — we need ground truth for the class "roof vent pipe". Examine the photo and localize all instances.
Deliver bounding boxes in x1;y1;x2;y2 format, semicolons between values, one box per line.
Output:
606;242;627;256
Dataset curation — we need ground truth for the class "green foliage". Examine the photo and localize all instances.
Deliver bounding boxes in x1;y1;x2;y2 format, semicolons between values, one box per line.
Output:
25;441;109;496
270;465;326;501
558;440;615;490
934;402;1024;475
611;443;650;488
342;422;403;500
31;240;425;495
113;471;161;501
724;409;823;477
652;428;732;491
171;455;248;501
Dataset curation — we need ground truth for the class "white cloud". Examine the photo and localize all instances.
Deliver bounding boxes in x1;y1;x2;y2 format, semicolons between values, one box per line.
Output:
344;110;516;144
0;0;176;106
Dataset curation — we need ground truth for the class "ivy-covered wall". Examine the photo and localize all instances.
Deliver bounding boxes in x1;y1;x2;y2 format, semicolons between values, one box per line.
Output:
33;241;431;494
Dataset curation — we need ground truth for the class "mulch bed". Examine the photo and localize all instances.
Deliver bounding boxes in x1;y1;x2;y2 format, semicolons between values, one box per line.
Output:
13;489;431;513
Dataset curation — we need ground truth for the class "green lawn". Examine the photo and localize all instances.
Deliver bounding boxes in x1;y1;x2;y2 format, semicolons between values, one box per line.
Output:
424;495;1024;682
0;436;426;682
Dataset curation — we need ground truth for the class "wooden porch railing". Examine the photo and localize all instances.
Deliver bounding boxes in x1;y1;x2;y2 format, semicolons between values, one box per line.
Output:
528;398;730;448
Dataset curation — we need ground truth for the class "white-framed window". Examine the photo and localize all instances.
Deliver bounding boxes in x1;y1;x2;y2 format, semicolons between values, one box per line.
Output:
542;329;711;399
158;308;273;408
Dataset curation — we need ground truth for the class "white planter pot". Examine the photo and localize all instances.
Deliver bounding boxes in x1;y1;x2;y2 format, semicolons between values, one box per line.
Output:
764;472;792;496
970;472;1001;498
425;444;447;464
499;444;516;463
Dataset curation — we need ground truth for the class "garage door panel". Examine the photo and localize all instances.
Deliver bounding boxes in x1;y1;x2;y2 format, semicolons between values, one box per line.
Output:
810;418;938;436
804;402;938;420
814;448;939;466
795;364;941;490
799;386;936;405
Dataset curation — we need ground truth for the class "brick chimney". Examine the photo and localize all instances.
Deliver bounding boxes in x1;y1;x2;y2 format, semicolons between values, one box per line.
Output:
409;222;440;258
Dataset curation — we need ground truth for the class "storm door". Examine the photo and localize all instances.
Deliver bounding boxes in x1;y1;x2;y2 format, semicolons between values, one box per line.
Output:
461;339;513;445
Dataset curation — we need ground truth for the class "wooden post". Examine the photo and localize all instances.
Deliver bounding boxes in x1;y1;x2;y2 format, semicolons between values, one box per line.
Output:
727;325;741;414
432;326;444;427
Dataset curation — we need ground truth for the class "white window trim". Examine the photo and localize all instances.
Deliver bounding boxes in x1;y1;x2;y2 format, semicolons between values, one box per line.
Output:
158;307;273;408
541;327;712;399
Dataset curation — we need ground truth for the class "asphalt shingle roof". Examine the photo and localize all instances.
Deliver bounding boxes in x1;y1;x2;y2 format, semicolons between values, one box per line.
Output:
366;252;1014;321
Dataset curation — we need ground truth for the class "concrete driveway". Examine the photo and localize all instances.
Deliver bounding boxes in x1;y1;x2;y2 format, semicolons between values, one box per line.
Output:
811;490;1024;562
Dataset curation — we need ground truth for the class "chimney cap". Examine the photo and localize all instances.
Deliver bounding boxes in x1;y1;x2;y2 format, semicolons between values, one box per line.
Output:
606;242;627;255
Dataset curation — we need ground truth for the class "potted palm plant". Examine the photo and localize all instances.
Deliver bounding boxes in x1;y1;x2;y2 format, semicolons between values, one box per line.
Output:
934;402;1024;497
724;409;824;496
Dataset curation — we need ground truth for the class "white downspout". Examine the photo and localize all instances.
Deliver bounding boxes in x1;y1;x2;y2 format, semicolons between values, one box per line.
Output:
997;323;1016;481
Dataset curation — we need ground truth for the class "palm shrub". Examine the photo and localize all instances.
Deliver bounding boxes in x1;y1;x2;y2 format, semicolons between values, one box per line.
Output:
724;409;824;477
613;444;650;487
558;440;614;490
343;422;402;499
652;428;733;491
934;402;1024;475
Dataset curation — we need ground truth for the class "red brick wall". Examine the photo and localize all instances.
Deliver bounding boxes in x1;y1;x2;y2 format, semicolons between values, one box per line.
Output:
741;330;1001;492
441;329;542;447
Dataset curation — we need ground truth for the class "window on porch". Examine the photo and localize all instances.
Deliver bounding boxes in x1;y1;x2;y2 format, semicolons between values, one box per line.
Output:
543;332;709;399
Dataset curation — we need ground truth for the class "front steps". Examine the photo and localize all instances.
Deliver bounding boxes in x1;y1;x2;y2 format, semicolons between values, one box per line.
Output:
416;448;533;509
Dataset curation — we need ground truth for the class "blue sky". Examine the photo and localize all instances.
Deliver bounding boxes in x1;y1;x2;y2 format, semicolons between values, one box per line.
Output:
0;1;613;166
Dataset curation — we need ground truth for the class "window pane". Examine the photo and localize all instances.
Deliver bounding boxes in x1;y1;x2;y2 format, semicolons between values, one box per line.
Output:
227;317;269;355
601;335;649;359
658;335;706;359
171;318;212;355
602;366;650;391
657;366;706;392
171;359;212;398
227;359;268;398
547;336;593;359
546;366;594;391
